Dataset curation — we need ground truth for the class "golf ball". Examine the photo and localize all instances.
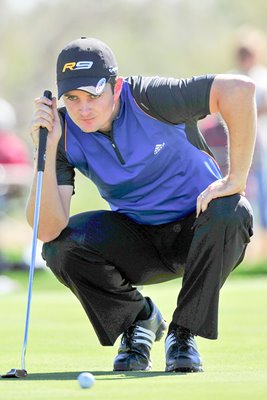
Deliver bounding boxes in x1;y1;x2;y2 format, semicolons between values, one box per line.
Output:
78;372;95;389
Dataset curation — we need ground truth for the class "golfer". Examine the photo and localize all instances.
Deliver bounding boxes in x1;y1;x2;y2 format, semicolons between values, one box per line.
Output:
27;37;256;372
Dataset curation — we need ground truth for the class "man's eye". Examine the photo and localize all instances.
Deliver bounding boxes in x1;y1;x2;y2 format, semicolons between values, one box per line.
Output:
65;95;77;101
89;94;100;100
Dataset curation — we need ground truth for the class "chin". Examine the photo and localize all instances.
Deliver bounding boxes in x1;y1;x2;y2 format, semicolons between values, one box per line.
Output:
80;127;94;133
78;122;98;133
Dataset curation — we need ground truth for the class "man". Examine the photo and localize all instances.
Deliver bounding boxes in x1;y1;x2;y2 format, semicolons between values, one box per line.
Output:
27;37;256;373
232;27;267;252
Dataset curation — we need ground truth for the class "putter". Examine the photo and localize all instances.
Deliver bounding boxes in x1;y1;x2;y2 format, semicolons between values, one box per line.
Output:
1;90;52;379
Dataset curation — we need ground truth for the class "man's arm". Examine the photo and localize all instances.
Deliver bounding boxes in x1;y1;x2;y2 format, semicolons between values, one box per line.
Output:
196;74;257;216
26;95;72;242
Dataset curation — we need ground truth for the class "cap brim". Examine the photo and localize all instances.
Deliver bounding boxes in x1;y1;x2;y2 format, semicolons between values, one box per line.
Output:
57;76;107;99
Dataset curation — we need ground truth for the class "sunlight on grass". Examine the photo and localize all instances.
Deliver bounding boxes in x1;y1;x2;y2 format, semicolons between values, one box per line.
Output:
0;276;267;399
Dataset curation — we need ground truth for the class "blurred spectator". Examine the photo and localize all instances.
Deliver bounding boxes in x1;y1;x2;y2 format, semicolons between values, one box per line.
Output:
0;98;32;210
0;97;32;273
200;26;267;259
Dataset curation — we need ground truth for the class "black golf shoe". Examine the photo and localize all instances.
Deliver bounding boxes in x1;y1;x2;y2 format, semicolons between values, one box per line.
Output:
113;298;167;371
165;326;203;372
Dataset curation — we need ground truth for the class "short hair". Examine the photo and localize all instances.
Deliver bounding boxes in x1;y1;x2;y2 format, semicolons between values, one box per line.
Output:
108;76;117;94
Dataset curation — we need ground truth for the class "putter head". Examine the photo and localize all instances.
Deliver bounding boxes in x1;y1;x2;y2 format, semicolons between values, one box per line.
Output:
1;368;27;378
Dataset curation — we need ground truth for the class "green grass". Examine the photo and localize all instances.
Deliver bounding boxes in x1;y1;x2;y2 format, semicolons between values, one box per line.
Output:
0;272;267;400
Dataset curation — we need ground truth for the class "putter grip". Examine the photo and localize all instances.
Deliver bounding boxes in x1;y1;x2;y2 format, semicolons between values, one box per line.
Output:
37;90;52;172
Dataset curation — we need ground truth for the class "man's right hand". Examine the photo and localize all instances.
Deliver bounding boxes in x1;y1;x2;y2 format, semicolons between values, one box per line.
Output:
30;95;61;150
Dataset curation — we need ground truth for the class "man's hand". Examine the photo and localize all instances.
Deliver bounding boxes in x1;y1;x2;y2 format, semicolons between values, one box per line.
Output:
196;176;245;217
30;96;61;150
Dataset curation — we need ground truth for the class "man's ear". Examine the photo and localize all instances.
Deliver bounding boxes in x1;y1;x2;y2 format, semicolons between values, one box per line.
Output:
114;77;123;100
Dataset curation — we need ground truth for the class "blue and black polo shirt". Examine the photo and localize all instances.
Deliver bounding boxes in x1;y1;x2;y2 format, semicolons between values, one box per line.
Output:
56;74;222;225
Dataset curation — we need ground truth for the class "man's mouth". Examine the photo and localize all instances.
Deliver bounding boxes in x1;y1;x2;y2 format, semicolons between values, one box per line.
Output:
80;116;95;121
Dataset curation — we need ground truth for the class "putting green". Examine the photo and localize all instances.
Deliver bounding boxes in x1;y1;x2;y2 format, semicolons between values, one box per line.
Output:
0;272;267;400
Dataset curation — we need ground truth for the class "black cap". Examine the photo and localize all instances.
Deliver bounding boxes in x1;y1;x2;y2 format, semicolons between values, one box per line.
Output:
56;37;118;98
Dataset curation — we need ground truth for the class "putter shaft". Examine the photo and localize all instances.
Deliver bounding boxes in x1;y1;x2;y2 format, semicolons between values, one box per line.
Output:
21;171;44;371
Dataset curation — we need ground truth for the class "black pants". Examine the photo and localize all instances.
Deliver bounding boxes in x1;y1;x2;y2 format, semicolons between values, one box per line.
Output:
42;194;253;346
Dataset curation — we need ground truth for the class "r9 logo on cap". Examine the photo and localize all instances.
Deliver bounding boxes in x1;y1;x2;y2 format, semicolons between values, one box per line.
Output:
62;61;93;72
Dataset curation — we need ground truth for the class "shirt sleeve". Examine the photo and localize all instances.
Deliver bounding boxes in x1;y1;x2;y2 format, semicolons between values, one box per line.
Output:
129;74;216;124
56;109;75;189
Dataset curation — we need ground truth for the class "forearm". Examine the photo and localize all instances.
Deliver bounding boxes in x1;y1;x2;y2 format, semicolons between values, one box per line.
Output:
26;145;70;242
210;74;257;190
227;99;256;189
197;75;256;216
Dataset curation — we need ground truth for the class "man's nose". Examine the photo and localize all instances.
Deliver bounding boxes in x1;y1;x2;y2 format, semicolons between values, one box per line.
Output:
79;100;93;114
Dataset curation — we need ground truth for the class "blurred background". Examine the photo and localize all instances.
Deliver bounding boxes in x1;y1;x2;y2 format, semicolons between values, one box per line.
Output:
1;0;267;287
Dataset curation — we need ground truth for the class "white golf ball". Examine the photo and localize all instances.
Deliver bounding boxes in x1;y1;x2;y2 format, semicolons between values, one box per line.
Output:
77;372;95;389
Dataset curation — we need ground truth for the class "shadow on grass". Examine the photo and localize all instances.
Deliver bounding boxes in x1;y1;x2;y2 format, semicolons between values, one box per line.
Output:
1;370;187;381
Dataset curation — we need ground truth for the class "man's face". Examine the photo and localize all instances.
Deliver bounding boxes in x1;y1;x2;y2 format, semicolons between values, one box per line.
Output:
62;80;121;133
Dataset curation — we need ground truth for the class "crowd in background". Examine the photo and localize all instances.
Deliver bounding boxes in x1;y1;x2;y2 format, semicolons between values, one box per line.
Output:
0;95;32;289
200;26;267;260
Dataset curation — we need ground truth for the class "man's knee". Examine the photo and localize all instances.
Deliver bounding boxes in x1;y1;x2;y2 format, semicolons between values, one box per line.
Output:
42;210;114;273
207;194;253;231
42;235;72;277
